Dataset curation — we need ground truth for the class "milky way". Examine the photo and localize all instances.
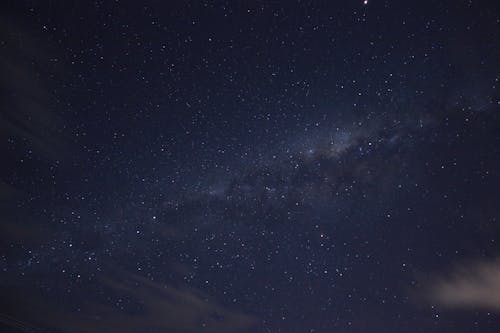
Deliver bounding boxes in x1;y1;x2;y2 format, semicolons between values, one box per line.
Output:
1;1;499;332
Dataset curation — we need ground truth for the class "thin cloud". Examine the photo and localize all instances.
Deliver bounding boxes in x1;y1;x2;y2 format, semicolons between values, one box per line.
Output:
0;269;258;333
425;259;500;312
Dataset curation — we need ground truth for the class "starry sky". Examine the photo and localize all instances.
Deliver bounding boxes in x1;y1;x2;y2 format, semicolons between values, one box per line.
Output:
1;1;499;332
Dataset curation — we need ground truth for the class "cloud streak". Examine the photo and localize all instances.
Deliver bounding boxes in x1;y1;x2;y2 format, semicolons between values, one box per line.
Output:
425;259;500;312
0;269;258;333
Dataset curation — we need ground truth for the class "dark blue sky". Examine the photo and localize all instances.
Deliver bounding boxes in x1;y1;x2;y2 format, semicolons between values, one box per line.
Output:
1;1;499;332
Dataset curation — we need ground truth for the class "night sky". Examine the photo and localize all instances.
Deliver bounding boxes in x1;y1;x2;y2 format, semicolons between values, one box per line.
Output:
1;1;499;332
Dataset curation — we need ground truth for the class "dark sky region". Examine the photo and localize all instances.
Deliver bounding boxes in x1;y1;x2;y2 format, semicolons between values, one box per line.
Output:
0;1;499;332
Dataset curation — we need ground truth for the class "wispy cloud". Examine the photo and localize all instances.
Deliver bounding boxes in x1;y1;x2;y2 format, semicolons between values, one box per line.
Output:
425;259;500;312
1;269;258;333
